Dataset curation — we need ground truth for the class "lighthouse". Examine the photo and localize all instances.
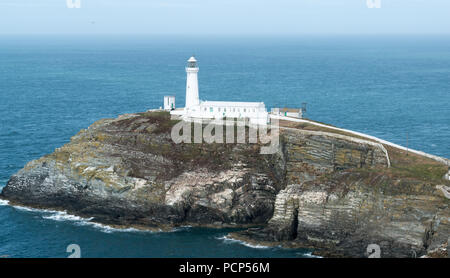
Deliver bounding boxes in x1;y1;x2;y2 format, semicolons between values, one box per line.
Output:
185;56;200;109
168;56;269;125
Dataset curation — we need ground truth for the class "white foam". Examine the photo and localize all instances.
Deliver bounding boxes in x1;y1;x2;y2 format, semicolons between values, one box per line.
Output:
302;251;322;258
0;199;10;206
43;211;157;234
11;205;67;215
42;211;93;222
6;203;156;234
12;205;40;212
217;235;271;249
170;226;192;232
82;221;157;233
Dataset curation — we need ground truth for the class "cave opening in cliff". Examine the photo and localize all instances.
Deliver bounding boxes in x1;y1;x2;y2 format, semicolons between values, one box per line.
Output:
291;208;299;240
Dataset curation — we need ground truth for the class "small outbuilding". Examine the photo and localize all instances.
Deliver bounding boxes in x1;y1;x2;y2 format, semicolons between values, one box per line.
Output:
164;96;176;110
271;107;303;118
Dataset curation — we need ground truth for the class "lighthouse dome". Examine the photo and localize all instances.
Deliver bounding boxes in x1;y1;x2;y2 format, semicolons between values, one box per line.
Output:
187;56;198;69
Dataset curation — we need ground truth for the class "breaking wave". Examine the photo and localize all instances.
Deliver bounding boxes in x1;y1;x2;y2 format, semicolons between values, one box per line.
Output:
217;235;271;249
170;226;192;232
302;251;322;258
6;203;156;234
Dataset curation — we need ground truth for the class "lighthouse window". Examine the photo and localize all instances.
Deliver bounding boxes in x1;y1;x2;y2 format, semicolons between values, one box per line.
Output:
204;107;207;112
244;109;246;112
210;107;213;112
224;108;226;112
218;108;221;112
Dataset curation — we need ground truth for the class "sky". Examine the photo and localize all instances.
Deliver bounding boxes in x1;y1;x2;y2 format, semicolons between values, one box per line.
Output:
0;0;449;35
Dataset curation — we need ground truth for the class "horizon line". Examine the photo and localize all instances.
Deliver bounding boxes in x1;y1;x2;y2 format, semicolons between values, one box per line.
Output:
1;33;450;37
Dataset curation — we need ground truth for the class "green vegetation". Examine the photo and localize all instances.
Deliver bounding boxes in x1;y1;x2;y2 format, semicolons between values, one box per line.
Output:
385;146;448;183
281;120;448;184
139;111;181;134
98;111;449;184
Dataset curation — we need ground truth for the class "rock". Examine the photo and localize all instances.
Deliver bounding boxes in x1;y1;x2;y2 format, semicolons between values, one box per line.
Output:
1;112;282;228
1;111;449;257
444;169;450;181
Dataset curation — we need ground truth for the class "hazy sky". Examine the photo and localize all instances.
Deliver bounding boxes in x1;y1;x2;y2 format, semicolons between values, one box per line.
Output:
0;0;449;35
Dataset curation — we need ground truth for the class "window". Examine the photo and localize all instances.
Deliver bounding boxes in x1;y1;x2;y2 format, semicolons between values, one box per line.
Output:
218;108;221;112
244;109;246;112
210;107;213;112
224;108;226;112
253;109;256;112
204;107;207;112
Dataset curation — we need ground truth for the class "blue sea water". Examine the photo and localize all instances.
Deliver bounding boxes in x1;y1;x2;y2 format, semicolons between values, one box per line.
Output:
0;35;449;258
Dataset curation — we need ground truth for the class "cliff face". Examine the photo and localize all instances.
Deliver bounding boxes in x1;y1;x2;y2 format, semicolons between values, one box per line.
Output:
231;128;449;257
1;111;448;257
234;172;449;257
1;112;284;228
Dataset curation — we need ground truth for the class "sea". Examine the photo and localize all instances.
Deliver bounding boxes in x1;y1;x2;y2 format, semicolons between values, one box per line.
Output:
0;35;449;258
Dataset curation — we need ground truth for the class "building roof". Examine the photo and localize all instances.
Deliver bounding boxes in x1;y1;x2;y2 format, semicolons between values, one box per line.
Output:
188;56;197;62
200;101;265;108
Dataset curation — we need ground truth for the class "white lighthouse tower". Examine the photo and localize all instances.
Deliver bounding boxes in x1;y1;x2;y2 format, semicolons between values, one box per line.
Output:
169;56;269;125
185;56;200;109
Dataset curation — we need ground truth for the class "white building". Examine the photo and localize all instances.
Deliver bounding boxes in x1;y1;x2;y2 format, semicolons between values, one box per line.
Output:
271;107;303;119
169;56;269;125
163;96;176;110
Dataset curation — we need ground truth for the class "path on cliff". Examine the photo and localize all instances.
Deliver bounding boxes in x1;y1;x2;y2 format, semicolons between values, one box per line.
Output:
271;114;450;167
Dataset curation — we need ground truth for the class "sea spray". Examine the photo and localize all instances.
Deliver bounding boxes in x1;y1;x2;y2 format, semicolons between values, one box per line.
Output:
7;203;158;234
217;235;271;249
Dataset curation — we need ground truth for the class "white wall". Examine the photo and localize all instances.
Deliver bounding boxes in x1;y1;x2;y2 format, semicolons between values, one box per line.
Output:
185;67;199;108
186;103;268;125
164;96;176;110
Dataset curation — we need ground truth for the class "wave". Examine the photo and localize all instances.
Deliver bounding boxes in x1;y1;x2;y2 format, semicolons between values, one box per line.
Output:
217;235;271;249
42;211;93;222
45;211;159;233
11;204;53;212
218;235;323;257
5;202;157;234
169;225;192;232
302;251;322;258
79;221;156;234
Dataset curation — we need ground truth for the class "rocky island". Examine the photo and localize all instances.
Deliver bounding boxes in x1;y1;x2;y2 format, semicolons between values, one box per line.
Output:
1;111;449;258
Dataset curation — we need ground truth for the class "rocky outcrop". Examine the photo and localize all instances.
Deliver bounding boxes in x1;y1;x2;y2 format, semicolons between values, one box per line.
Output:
1;112;283;228
233;173;449;257
281;128;390;183
231;128;449;257
1;111;448;257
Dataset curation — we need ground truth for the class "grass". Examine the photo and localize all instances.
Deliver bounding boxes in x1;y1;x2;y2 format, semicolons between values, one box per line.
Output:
279;120;378;142
107;111;276;180
280;119;449;184
384;146;448;182
113;111;448;184
139;111;180;134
